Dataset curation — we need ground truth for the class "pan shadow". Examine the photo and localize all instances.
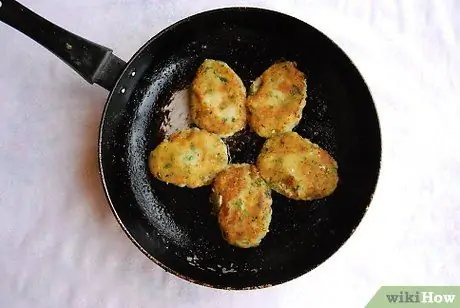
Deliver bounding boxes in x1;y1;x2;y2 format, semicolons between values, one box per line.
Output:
74;86;112;222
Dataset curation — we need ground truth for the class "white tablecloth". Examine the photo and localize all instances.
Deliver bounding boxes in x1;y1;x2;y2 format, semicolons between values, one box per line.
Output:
1;0;459;307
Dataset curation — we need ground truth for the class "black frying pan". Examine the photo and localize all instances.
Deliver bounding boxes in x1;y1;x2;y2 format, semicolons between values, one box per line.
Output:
0;0;381;289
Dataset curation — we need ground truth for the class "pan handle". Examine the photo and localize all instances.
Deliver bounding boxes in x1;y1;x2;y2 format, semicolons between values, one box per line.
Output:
0;0;126;91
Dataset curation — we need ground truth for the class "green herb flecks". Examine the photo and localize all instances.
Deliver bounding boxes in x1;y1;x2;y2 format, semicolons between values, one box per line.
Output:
254;178;265;187
218;76;228;83
234;199;243;209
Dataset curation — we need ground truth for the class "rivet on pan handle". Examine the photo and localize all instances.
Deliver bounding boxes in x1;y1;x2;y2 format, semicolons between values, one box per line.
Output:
0;0;126;91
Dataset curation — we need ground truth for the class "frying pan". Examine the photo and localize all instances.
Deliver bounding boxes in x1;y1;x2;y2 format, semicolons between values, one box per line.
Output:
0;0;381;289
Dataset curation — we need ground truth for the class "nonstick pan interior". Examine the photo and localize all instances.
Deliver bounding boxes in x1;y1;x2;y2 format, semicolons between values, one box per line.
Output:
99;8;381;289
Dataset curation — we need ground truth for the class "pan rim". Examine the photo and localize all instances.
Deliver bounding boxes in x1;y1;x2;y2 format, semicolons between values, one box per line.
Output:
97;6;382;290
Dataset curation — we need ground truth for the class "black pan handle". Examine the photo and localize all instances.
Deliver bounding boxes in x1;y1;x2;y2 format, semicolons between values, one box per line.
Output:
0;0;126;91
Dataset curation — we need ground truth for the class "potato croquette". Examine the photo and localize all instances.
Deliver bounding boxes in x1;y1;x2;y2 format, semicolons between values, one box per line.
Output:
247;61;307;138
211;164;272;248
149;128;228;188
257;132;338;200
190;59;247;137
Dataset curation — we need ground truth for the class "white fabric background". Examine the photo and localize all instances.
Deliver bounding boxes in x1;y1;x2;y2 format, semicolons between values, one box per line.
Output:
1;0;459;307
